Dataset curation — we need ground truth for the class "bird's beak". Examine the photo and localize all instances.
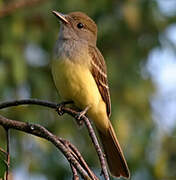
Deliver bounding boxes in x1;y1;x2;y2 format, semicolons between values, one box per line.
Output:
52;11;69;24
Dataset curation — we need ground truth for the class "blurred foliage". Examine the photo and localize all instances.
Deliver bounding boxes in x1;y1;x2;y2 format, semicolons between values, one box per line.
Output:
0;157;6;178
0;0;176;179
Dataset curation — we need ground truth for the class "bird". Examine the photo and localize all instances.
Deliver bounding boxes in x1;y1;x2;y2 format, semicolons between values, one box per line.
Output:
51;10;130;178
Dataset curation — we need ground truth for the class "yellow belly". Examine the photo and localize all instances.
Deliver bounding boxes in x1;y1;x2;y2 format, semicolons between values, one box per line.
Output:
51;58;109;130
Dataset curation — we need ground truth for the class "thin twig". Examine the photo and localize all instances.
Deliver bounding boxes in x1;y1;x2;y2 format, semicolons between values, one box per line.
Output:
5;128;10;180
82;117;110;180
0;115;93;180
0;99;57;110
70;163;79;180
0;0;47;18
69;143;98;180
59;138;98;180
60;139;98;180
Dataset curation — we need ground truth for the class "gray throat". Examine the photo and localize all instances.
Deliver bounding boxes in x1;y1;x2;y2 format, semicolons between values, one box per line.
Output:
53;37;89;63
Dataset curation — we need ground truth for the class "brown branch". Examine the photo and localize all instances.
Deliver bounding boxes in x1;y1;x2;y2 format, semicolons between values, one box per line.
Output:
0;99;109;179
0;0;47;18
5;128;10;180
0;99;57;110
70;163;79;180
61;139;98;180
0;115;93;180
82;118;109;180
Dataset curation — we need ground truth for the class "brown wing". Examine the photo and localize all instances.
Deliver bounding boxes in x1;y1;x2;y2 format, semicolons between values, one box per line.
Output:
89;45;111;117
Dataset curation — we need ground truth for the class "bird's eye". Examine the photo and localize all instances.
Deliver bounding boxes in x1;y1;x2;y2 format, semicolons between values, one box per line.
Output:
77;23;84;29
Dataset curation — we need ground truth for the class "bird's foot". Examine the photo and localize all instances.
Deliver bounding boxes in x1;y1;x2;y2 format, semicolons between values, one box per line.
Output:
75;106;90;125
56;101;73;115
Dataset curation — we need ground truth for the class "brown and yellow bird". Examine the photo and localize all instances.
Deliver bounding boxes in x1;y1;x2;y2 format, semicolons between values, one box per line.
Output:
51;11;130;178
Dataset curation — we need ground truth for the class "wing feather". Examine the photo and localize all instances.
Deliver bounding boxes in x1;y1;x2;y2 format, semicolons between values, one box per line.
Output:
89;45;111;117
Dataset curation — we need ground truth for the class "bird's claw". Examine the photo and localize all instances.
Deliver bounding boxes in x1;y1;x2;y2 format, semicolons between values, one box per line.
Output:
75;106;90;124
56;101;73;116
56;103;64;115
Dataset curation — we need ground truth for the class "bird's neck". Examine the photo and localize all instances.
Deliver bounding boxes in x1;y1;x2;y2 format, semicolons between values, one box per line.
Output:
53;37;89;62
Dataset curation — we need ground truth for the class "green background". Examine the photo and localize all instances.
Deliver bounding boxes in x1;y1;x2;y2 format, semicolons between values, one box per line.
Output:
0;0;176;179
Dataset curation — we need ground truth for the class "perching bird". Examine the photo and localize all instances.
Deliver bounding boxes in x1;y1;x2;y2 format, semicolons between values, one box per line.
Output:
51;11;130;178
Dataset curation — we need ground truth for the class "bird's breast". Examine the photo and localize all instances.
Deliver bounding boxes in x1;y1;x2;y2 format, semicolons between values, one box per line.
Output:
51;56;101;108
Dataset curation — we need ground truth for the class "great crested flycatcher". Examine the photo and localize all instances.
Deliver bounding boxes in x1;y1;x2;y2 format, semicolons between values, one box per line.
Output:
51;11;130;178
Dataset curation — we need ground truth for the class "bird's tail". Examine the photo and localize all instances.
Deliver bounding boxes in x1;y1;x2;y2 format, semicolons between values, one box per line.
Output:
98;122;130;178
